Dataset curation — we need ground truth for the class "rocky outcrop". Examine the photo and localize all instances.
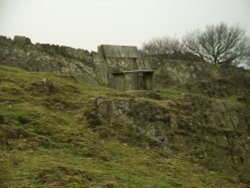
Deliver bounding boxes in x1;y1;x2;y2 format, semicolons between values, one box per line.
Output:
0;36;108;85
85;93;250;183
143;56;220;86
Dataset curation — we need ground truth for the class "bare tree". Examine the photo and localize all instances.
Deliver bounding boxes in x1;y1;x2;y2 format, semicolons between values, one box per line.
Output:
183;23;250;64
140;36;183;55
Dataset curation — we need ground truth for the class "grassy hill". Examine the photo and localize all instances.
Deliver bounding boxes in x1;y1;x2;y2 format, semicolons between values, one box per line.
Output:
0;65;248;187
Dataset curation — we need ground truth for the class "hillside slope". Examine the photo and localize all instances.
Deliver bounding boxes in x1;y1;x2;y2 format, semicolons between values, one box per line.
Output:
0;64;250;187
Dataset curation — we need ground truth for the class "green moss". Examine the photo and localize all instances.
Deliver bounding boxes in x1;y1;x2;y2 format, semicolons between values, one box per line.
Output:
156;87;185;100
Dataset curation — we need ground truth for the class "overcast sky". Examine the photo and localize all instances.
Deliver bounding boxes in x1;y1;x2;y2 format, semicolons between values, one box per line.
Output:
0;0;249;51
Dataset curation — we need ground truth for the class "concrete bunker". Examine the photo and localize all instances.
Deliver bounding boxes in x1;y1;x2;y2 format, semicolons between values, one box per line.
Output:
98;44;154;90
110;70;154;90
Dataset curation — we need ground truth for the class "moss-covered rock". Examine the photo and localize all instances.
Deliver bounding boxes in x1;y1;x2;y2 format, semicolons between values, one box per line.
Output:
84;92;250;184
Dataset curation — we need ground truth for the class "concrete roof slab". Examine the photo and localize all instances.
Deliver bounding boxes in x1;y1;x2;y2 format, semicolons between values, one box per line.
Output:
99;45;139;58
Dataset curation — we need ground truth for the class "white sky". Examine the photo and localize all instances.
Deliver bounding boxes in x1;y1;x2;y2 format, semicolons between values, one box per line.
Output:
0;0;249;52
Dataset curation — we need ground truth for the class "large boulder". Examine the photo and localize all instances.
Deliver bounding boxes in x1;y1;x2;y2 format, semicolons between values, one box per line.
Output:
13;35;32;47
